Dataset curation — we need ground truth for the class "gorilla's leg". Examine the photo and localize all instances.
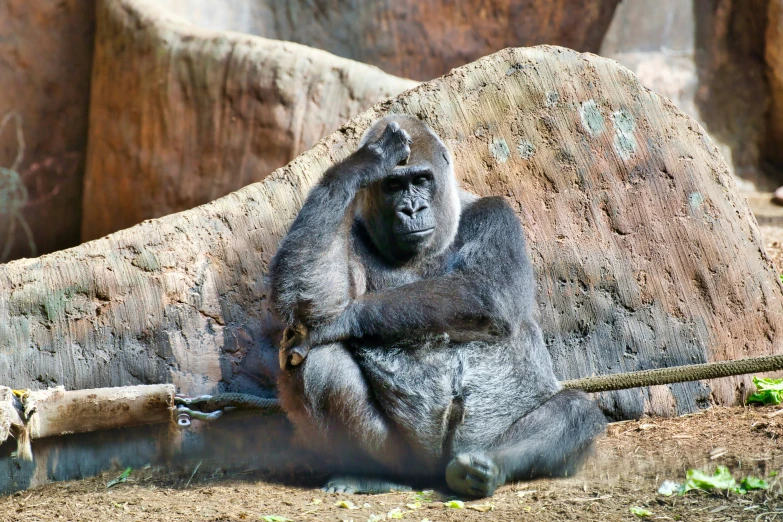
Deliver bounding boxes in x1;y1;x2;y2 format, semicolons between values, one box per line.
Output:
278;343;412;493
445;389;606;497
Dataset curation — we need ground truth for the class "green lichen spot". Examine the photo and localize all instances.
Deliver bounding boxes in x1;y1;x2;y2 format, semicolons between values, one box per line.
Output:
42;290;68;322
611;109;637;160
689;192;704;211
579;100;605;137
518;140;536;160
545;91;559;107
489;138;511;164
132;250;161;272
612;110;635;133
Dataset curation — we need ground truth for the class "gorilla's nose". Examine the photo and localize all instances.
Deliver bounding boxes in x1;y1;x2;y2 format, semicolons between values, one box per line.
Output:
399;201;428;218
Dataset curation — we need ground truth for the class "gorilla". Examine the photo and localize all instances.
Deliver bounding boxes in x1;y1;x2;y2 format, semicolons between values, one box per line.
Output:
269;115;606;497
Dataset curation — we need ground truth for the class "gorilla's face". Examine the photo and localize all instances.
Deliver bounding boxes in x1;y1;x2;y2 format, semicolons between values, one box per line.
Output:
357;115;461;264
380;165;437;252
360;156;459;263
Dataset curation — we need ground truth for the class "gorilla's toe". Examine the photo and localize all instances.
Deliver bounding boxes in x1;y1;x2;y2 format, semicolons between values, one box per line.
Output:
322;476;412;495
445;453;503;498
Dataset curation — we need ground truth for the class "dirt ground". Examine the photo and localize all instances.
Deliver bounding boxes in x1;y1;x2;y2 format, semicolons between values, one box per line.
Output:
3;406;783;522
5;193;783;522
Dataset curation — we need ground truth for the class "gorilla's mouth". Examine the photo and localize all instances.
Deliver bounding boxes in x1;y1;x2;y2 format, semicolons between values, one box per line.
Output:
400;228;435;238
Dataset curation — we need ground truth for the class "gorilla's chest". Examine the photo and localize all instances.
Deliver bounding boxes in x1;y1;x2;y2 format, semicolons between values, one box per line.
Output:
360;253;453;293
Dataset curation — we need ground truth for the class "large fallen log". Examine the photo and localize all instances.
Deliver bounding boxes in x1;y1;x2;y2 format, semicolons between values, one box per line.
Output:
2;45;782;491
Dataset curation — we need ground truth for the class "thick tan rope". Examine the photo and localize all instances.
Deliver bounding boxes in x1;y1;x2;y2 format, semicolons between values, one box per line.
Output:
561;354;783;393
194;354;783;414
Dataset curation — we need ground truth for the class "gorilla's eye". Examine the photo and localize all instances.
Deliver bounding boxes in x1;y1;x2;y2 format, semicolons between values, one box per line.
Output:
413;174;431;186
383;178;405;192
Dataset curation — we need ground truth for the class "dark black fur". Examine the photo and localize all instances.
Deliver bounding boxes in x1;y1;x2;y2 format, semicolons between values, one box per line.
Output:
269;115;606;497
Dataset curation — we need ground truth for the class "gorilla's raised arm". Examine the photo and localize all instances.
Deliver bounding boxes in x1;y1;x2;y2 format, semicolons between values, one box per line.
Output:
269;122;411;327
311;197;537;345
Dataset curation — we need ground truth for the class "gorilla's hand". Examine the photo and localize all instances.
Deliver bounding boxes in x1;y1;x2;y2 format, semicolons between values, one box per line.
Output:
279;323;311;370
364;121;412;173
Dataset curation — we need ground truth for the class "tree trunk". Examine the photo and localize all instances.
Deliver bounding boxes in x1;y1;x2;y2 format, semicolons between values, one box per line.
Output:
80;0;417;242
3;45;782;490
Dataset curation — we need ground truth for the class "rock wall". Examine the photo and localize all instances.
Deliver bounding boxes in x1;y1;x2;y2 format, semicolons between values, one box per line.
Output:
766;0;783;172
79;0;416;242
0;1;95;261
6;46;782;422
80;0;622;242
601;0;772;190
161;0;621;81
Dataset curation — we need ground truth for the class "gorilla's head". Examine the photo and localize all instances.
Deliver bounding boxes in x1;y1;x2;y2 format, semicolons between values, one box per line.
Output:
357;115;461;264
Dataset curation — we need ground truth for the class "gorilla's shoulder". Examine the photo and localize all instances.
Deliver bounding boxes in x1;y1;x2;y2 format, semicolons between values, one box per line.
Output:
460;195;519;226
457;195;526;244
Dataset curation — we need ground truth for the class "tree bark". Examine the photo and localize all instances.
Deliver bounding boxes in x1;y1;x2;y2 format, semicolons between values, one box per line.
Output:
80;0;417;241
3;44;783;491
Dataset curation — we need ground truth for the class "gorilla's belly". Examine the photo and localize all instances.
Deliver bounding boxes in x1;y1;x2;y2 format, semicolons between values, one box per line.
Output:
353;336;559;460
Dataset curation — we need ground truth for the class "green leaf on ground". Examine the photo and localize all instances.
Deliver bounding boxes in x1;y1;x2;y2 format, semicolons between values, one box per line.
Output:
106;467;132;488
411;490;435;502
747;376;783;405
739;476;769;493
681;466;737;494
443;500;465;509
676;466;768;495
261;516;293;522
630;506;653;517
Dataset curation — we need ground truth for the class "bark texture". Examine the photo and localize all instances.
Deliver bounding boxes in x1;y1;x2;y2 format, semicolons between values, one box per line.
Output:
26;385;174;439
80;0;417;241
3;46;783;490
160;0;621;81
0;0;95;262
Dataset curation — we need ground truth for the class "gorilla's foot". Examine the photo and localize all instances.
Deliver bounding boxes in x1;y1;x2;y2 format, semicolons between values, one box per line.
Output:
445;453;504;498
322;476;412;495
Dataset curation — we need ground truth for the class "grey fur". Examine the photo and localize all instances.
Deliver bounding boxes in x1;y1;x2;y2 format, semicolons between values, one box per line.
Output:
269;115;606;497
